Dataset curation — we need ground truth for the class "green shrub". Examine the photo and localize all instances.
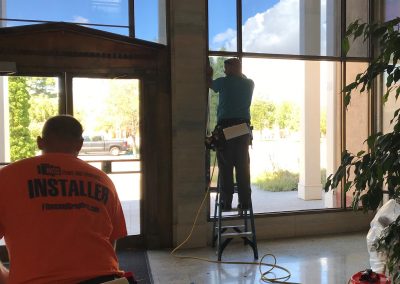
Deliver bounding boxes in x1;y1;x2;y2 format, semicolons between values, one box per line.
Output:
253;170;299;192
254;168;327;192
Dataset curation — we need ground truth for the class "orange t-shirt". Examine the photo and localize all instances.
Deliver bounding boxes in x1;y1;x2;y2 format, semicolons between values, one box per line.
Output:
0;153;127;284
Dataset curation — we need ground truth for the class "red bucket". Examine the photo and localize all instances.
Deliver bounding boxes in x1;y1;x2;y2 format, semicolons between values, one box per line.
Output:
350;271;390;284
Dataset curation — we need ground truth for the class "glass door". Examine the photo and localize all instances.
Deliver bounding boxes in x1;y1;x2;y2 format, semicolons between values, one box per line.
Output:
72;77;141;236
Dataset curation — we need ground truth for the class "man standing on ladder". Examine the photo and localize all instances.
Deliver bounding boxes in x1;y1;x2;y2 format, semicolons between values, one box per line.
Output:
208;58;254;211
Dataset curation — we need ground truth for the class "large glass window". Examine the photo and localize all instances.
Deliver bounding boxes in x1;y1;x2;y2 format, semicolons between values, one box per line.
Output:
382;0;400;133
135;0;166;44
208;0;374;213
345;62;370;207
0;76;59;163
208;58;341;214
208;0;237;52
239;0;341;56
346;0;369;58
5;0;129;35
384;0;400;21
1;0;166;44
382;72;400;134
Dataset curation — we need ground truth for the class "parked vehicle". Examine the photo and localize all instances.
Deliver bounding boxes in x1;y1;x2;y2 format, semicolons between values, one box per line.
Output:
80;135;129;156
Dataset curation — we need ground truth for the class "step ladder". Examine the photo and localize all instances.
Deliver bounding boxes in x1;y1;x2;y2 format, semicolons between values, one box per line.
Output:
211;185;258;261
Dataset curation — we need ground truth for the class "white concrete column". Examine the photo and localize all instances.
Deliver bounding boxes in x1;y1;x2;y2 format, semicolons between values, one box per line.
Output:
300;0;321;55
298;61;322;200
326;0;341;56
324;62;340;207
298;0;322;200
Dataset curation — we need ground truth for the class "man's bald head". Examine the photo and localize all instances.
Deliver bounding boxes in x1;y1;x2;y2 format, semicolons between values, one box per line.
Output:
38;115;84;155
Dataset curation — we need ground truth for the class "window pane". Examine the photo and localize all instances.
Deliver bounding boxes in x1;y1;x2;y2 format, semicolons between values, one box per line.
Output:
346;0;369;57
208;0;237;51
5;0;129;35
382;72;400;134
209;58;341;215
323;0;341;56
0;76;59;163
241;0;340;56
384;0;400;21
0;76;59;246
73;78;141;236
345;62;369;207
135;0;166;44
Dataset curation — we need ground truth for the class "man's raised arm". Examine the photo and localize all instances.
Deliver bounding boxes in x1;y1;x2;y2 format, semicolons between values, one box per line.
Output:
207;58;213;88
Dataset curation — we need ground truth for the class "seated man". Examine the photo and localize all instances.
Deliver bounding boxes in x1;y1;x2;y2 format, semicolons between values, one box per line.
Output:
0;115;127;284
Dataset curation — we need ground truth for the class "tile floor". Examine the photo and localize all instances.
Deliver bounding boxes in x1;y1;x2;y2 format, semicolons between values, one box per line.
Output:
147;232;371;284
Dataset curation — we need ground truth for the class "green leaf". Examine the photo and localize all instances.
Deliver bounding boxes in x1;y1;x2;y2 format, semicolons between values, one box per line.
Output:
346;20;359;36
367;134;378;148
324;179;332;192
394;123;400;132
394;68;400;83
343;82;358;92
344;181;352;192
344;94;351;106
387;74;394;87
342;37;350;55
387;64;395;74
356;150;365;157
354;23;366;39
383;89;390;103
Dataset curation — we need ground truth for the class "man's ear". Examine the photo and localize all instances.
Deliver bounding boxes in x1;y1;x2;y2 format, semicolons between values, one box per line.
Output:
76;137;84;152
37;136;44;150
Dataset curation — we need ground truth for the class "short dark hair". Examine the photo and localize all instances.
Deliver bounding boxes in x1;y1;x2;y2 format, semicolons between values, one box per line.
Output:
224;58;241;66
42;115;83;140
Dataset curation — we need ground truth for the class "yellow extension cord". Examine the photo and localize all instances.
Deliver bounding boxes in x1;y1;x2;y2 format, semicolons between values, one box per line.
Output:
170;156;301;284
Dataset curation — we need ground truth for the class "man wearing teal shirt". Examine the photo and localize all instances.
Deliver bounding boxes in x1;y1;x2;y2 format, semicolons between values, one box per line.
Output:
208;58;254;211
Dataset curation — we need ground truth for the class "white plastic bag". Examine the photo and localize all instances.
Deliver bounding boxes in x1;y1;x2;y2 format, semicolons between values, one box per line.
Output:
366;199;400;273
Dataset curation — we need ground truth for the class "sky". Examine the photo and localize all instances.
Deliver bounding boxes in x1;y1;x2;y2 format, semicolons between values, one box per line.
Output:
208;0;279;51
5;0;161;42
209;0;330;55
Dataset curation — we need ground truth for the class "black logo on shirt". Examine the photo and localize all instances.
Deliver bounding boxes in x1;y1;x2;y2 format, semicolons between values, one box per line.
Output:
37;163;61;176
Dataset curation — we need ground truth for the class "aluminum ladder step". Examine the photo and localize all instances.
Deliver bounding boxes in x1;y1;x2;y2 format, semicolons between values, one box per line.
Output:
221;231;253;238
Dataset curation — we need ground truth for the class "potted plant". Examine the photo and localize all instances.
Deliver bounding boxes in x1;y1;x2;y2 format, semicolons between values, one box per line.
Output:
325;17;400;283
